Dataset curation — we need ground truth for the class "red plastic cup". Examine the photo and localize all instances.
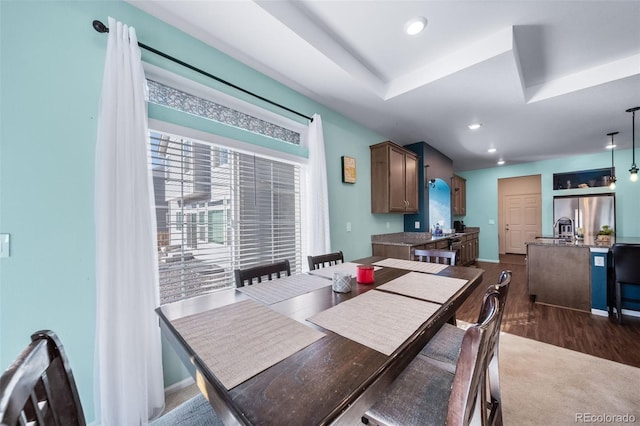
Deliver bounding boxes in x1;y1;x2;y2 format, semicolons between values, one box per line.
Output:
356;265;375;284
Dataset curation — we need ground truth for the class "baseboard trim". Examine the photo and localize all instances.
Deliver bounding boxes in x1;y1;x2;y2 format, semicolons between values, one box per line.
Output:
621;308;640;318
478;258;500;263
590;309;609;317
165;376;195;394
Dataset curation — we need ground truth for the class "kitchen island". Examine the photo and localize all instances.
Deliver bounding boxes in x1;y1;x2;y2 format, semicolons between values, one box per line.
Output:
371;228;480;265
526;236;640;313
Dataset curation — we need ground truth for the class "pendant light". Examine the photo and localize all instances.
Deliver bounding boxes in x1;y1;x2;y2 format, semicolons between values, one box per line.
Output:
607;132;617;190
627;106;640;182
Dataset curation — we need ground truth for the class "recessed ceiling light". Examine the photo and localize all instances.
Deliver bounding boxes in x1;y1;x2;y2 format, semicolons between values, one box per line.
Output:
468;123;482;130
404;17;427;35
488;148;497;153
497;159;505;165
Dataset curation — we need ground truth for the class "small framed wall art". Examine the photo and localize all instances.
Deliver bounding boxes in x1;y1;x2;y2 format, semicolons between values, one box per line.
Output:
341;156;356;184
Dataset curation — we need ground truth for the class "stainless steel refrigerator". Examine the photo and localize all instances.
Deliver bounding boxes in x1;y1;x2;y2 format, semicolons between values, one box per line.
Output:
553;194;615;237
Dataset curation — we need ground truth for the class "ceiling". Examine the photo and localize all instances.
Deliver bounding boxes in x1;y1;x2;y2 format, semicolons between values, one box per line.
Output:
129;0;640;171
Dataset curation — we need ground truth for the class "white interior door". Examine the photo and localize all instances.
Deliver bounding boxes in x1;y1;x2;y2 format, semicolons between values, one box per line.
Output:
504;194;541;254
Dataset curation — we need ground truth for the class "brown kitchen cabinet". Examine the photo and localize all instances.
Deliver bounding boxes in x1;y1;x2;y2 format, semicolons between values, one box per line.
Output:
451;174;466;216
370;141;418;213
372;238;451;261
371;243;412;259
458;231;479;265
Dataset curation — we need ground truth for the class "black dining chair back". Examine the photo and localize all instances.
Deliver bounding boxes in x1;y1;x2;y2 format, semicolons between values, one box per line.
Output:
0;330;86;426
307;251;344;271
234;259;291;288
413;249;457;266
611;243;640;324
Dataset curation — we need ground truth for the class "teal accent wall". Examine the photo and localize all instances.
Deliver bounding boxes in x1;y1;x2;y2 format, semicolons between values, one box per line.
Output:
458;150;640;262
0;1;399;422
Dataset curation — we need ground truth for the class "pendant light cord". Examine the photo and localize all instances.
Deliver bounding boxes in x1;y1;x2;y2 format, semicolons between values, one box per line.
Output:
627;107;640;177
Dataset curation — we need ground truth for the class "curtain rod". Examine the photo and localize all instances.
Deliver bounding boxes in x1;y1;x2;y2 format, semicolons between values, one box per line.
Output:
92;20;313;122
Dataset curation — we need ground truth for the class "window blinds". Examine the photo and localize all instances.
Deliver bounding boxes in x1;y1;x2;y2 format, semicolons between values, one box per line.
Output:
151;132;302;304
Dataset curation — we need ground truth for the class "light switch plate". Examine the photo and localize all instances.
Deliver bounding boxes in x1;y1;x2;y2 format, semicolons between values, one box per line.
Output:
594;256;605;267
0;234;9;258
346;222;352;232
414;221;420;229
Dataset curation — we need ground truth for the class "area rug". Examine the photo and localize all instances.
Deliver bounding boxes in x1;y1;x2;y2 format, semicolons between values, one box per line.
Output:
500;332;640;425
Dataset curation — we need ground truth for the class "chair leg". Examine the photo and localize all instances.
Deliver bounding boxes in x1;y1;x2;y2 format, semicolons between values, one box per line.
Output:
487;351;503;426
447;313;457;326
489;400;503;426
615;280;623;324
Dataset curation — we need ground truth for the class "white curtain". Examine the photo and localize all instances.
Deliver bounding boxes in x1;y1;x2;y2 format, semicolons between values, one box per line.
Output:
304;114;331;264
94;17;165;425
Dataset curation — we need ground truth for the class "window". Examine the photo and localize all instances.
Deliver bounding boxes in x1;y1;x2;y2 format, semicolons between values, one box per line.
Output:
151;132;302;304
198;211;206;242
208;210;224;244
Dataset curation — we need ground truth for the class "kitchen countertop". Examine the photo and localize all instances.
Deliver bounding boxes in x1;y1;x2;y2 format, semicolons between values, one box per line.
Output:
525;236;640;249
371;228;479;247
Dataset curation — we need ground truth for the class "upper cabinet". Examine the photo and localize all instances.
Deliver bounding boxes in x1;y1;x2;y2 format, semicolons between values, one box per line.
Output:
371;141;418;213
451;174;466;216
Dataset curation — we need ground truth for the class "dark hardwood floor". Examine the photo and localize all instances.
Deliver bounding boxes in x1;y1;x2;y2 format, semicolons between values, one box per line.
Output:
456;255;640;368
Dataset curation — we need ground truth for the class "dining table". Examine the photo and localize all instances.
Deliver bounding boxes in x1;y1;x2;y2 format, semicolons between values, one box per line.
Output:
156;256;484;425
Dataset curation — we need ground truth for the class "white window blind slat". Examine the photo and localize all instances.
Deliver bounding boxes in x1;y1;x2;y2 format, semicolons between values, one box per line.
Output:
150;132;302;304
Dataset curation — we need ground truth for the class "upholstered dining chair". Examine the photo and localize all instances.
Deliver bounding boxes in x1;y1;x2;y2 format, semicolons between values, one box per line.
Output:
418;270;512;425
611;243;640;324
307;251;344;271
361;292;503;426
413;248;457;266
234;259;291;288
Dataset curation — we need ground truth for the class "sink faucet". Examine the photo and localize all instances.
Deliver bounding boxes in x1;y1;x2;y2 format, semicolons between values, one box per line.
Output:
553;217;574;239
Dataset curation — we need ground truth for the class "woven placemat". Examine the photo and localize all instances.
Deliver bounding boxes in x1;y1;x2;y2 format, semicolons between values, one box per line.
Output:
237;273;332;305
308;262;382;279
377;271;468;303
307;290;440;356
372;258;448;274
171;299;325;389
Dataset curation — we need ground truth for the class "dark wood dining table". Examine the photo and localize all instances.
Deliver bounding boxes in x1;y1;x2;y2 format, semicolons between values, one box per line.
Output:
156;256;484;425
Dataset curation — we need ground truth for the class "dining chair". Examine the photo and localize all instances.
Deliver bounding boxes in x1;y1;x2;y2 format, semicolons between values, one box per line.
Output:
307;251;344;270
413;248;457;266
0;330;86;426
234;259;291;287
611;243;640;324
418;270;512;425
361;292;502;426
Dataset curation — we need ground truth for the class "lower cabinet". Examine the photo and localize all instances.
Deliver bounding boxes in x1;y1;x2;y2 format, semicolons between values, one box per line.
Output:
371;243;412;259
372;232;479;264
458;232;479;266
